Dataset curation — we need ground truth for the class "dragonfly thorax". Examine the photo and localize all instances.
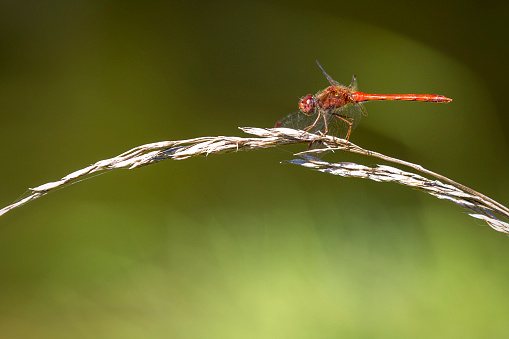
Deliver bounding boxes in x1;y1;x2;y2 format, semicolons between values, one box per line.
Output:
316;86;356;112
299;86;355;116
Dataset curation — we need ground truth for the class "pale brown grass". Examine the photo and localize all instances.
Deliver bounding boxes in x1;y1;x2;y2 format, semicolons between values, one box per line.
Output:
1;127;508;235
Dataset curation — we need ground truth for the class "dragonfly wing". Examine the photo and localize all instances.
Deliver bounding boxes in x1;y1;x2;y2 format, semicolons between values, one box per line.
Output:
348;74;358;91
275;109;330;153
316;61;347;87
325;103;364;139
358;102;368;116
347;76;368;116
275;110;325;133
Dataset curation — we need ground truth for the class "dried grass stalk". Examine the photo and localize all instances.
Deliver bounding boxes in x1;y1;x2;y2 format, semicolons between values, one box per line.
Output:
1;127;508;235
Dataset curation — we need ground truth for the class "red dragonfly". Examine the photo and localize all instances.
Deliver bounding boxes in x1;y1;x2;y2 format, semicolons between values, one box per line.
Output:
276;61;452;142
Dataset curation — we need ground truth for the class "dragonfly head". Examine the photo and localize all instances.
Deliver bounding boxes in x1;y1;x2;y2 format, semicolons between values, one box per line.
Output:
299;94;315;115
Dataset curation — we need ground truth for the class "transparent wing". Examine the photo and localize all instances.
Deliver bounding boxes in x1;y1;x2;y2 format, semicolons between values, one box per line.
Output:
316;61;346;87
348;74;358;91
275;109;325;132
347;75;368;116
324;102;364;139
275;102;364;140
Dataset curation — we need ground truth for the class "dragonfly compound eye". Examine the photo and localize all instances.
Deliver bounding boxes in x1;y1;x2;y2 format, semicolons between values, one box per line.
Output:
298;95;315;115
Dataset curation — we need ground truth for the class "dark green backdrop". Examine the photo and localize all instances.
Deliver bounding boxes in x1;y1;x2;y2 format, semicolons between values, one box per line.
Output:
1;1;508;338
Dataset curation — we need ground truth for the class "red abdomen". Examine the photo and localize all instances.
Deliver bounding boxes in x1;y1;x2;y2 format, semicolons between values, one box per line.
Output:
352;92;452;103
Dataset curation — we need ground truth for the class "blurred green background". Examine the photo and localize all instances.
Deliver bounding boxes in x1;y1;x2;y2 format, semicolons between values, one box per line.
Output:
1;1;508;338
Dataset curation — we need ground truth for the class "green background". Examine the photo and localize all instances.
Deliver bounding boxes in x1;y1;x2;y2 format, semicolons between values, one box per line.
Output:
1;1;508;338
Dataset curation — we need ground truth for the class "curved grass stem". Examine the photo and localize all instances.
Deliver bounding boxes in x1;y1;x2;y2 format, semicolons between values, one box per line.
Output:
1;127;507;235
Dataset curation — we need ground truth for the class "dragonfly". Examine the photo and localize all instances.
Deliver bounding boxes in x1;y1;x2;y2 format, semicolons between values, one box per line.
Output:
275;61;452;142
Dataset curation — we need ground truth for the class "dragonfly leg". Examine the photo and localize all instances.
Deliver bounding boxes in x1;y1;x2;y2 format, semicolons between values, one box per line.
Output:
304;113;322;133
322;112;329;135
303;113;325;150
331;113;354;142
